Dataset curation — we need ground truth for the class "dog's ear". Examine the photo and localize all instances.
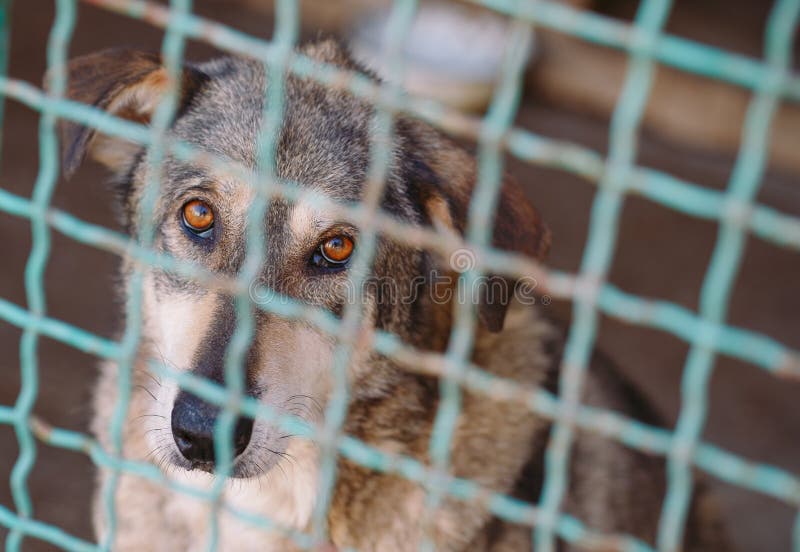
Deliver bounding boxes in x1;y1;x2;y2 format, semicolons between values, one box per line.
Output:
409;125;551;332
53;48;206;178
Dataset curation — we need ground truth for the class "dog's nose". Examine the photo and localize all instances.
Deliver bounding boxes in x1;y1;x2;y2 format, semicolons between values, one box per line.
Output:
171;390;254;466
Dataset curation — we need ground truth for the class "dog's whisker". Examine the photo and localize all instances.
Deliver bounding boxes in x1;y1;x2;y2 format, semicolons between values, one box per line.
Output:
146;443;172;465
133;414;166;421
152;344;181;371
134;384;160;403
144;427;169;436
134;367;163;389
285;394;324;414
285;407;308;422
283;401;317;419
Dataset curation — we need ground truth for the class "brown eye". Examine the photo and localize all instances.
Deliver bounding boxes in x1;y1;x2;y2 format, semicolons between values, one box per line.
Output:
182;199;214;237
315;235;354;267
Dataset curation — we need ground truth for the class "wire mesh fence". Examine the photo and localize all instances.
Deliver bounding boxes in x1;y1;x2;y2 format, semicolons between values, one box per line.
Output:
0;0;798;551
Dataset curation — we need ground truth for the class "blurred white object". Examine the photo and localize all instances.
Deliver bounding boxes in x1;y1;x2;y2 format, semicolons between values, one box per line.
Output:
349;1;536;112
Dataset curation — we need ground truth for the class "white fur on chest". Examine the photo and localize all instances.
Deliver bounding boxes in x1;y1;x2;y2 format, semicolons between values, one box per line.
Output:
165;439;319;551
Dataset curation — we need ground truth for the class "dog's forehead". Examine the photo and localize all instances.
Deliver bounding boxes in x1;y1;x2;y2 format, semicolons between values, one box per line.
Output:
170;55;374;203
160;54;420;251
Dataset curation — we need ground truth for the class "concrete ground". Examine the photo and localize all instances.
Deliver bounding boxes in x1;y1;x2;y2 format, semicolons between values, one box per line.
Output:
0;1;798;550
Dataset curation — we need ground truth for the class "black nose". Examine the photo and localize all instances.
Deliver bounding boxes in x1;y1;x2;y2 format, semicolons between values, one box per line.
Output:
171;391;254;466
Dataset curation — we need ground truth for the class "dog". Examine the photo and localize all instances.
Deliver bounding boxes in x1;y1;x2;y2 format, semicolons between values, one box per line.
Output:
58;40;731;551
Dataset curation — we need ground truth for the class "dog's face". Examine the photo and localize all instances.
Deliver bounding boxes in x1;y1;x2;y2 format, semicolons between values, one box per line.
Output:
60;41;549;478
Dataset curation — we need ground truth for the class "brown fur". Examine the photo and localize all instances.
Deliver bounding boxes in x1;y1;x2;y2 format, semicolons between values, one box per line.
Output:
58;41;731;551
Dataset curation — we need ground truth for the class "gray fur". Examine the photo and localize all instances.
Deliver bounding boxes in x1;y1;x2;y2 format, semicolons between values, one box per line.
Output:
58;40;731;551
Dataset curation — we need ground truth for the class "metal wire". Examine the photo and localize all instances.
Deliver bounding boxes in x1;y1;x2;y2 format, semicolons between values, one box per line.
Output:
537;0;674;549
0;0;798;550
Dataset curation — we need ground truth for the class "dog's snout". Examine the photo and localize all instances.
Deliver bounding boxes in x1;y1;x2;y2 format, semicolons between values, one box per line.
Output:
171;391;254;467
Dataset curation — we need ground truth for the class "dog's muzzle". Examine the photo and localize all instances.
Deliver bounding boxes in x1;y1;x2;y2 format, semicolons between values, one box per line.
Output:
171;390;254;471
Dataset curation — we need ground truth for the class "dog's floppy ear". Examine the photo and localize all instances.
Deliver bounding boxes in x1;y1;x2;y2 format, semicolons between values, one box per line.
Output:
54;48;206;178
409;124;551;332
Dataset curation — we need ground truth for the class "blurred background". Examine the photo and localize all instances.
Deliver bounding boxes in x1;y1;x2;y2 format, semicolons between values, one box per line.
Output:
0;0;798;550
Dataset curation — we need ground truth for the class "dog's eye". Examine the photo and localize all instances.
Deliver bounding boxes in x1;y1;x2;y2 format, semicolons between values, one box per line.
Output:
182;199;214;238
311;235;354;269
